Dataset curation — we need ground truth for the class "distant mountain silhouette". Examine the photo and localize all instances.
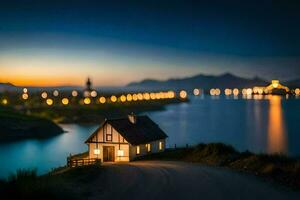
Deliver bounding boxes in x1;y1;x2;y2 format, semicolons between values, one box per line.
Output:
127;73;268;90
0;82;82;92
0;82;16;92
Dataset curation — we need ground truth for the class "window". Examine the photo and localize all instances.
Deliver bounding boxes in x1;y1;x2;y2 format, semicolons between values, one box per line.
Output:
159;141;163;150
117;150;124;157
136;146;140;155
94;149;100;155
147;143;151;152
106;126;112;141
106;134;112;141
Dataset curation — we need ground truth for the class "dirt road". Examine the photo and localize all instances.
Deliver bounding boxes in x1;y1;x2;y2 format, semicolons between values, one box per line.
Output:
90;161;300;200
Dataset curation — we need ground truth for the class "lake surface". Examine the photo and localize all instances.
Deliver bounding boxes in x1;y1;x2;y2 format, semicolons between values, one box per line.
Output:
0;95;300;178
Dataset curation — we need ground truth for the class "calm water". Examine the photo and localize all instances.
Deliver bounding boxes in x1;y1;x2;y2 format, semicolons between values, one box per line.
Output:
0;95;300;178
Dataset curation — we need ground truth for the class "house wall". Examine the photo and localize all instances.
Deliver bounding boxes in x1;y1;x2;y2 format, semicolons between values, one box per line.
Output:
129;139;166;160
88;123;130;162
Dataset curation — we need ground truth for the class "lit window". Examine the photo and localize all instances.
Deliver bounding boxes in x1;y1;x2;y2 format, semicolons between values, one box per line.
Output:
159;142;163;150
117;150;124;157
106;134;112;141
136;146;140;155
94;149;100;155
147;144;151;152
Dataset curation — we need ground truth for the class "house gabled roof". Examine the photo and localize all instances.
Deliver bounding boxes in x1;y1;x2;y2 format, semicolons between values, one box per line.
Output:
85;115;168;145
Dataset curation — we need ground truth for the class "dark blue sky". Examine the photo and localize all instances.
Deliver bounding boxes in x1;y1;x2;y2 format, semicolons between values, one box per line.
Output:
0;0;300;86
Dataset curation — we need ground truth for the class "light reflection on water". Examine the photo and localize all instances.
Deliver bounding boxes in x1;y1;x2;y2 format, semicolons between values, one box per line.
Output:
267;96;287;154
146;95;299;156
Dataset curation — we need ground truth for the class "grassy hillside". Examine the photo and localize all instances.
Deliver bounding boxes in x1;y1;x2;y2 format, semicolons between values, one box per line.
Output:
0;106;64;142
0;166;103;200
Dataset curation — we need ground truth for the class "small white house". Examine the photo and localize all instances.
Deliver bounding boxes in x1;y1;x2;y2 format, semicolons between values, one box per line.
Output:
85;114;168;162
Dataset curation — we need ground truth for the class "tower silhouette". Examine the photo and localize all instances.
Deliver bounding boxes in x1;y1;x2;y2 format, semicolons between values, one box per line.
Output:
86;77;92;92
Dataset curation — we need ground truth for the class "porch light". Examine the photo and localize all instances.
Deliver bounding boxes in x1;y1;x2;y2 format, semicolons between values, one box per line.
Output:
159;141;163;150
94;149;100;155
147;144;151;152
117;150;124;157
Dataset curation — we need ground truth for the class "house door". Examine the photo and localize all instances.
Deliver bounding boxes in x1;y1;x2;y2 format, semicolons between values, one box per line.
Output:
103;146;115;162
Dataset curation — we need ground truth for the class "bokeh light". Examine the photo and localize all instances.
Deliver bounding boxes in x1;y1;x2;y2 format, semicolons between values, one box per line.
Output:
179;90;187;99
233;88;239;96
99;96;106;104
41;92;48;99
84;97;91;104
132;94;138;101
91;90;97;97
150;93;156;100
110;95;117;102
215;88;221;96
22;93;29;100
126;94;132;101
53;90;59;97
167;91;175;98
72;90;78;97
193;88;200;96
295;88;300;96
120;95;126;102
224;89;232;96
62;98;69;105
2;99;8;105
46;98;53;106
137;93;143;100
143;93;150;100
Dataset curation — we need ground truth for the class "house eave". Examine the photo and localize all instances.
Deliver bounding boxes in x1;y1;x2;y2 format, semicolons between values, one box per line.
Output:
85;119;107;143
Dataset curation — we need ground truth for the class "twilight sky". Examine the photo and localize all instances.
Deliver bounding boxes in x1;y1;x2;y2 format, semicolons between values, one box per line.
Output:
0;0;300;86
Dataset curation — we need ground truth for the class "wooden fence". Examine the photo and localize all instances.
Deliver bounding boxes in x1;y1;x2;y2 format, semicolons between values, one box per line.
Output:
67;155;101;168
